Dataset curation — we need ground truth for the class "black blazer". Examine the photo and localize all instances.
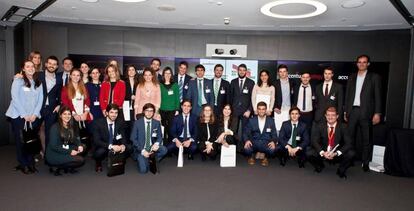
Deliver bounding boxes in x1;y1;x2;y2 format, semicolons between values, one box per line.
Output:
314;82;343;122
229;77;255;116
197;122;219;150
292;83;316;111
274;79;295;110
39;71;63;110
310;122;352;154
279;120;310;149
213;78;230;112
93;118;127;149
174;74;192;101
344;72;381;119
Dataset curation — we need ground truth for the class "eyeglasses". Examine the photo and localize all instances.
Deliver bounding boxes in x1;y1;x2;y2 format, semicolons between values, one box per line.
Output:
144;109;154;113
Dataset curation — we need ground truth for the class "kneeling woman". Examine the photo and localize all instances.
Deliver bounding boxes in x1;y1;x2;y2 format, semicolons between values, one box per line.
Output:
197;105;218;161
46;106;85;175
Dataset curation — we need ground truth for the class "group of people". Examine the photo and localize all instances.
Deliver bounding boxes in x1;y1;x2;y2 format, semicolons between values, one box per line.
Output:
6;51;381;178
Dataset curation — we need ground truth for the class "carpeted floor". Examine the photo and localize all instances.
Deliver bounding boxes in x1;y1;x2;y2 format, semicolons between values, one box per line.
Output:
0;145;412;211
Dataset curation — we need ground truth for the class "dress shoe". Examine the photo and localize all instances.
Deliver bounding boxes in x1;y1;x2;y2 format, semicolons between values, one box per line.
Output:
314;165;324;173
68;168;78;174
95;163;103;173
28;165;38;173
279;157;286;166
187;154;194;160
336;169;347;179
362;163;370;172
14;165;23;171
54;168;63;176
201;154;207;162
261;158;269;167
248;157;255;165
21;166;31;174
298;160;305;168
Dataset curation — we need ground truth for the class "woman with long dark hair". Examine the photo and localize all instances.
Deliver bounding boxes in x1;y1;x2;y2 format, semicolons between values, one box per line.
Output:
6;60;43;174
251;69;275;116
80;62;90;84
46;106;85;175
216;104;238;147
123;65;139;139
197;105;218;161
86;67;103;121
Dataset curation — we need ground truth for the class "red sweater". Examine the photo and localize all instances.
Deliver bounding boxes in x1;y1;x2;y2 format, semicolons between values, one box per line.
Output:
99;80;126;111
60;86;91;121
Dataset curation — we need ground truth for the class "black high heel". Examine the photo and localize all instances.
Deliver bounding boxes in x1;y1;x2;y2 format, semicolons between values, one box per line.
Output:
54;168;63;176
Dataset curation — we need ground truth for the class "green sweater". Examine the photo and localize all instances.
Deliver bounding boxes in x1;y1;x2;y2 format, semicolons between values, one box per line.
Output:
160;83;180;111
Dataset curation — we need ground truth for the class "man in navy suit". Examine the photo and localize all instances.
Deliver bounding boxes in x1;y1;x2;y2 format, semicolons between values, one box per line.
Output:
307;107;355;179
130;103;167;174
277;107;310;168
167;100;198;160
243;102;278;166
39;56;63;148
93;104;128;172
212;64;230;117
174;61;192;103
61;57;73;86
185;64;214;116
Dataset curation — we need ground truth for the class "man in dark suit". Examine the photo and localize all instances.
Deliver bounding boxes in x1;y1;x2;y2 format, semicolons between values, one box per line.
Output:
292;72;316;131
185;64;214;116
229;63;255;141
93;104;128;172
150;58;163;82
243;102;278;167
167;100;198;160
307;107;356;178
174;61;192;103
61;57;73;86
212;64;230;117
130;103;167;174
273;64;295;115
314;67;343;123
39;56;63;148
277;107;310;168
344;54;381;172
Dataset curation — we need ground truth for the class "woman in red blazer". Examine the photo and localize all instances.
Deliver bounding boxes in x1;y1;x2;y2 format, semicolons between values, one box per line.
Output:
99;64;126;116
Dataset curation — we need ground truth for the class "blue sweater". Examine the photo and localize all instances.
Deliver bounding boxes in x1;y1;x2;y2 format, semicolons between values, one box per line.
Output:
6;78;43;119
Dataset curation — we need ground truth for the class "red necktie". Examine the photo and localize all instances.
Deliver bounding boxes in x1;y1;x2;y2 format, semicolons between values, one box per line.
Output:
324;84;329;96
328;126;335;147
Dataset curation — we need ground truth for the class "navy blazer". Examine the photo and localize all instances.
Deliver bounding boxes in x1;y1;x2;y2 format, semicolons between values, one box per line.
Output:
185;78;214;116
39;71;63;110
130;117;163;151
229;77;255;116
174;74;192;101
278;120;310;149
169;113;198;141
93;118;127;149
243;116;278;143
212;78;230;111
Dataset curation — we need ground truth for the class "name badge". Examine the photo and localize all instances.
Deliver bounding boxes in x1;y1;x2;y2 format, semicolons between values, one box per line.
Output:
184;85;188;90
116;134;122;140
23;87;31;92
312;96;316;100
152;132;157;137
243;89;248;94
266;128;271;132
330;95;336;100
168;90;174;95
62;144;69;149
94;101;100;106
296;136;301;141
220;90;226;94
205;89;211;93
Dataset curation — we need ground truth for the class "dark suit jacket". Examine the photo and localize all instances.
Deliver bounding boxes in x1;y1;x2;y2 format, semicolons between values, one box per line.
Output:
39;71;63;110
169;113;198;141
197;122;219;150
274;79;295;110
93;118;127;149
213;78;230;112
292;83;316;111
243;116;278;143
185;78;214;116
278;120;310;149
229;77;255;116
130;117;163;151
174;74;192;100
314;82;343;122
310;122;352;154
344;71;381;119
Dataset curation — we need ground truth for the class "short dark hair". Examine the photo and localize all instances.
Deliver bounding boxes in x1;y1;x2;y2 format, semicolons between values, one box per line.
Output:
195;64;205;71
257;101;267;109
356;54;370;63
151;58;161;65
214;64;224;70
142;103;156;112
181;99;192;106
277;64;288;71
238;64;247;70
106;104;119;112
62;57;72;63
179;61;188;68
289;107;300;114
301;71;311;76
324;67;334;73
326;106;338;114
46;56;59;65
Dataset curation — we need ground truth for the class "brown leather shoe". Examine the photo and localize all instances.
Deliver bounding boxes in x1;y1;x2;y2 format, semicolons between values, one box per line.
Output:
248;157;255;165
261;158;269;167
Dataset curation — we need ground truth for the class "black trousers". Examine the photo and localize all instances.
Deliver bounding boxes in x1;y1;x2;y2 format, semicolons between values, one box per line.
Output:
347;107;372;164
159;109;176;146
94;145;130;163
299;111;314;132
306;148;355;174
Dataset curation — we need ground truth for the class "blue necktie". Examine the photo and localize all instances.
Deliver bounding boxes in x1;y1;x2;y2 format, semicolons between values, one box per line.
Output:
108;123;113;144
179;76;183;102
183;115;188;140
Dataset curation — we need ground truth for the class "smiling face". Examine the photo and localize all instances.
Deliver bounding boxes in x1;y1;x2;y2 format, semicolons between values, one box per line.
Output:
63;59;73;73
163;69;172;82
151;60;160;72
238;66;247;78
106;108;119;122
214;66;223;78
143;70;153;82
260;71;269;84
196;67;205;78
301;73;310;85
178;64;187;75
203;106;212;118
90;68;100;81
60;110;72;125
289;109;300;122
45;59;58;73
357;56;370;71
107;66;117;80
222;105;232;118
144;107;155;119
80;63;90;75
128;66;136;78
31;53;41;66
181;101;192;115
325;110;338;125
257;105;267;118
70;70;81;84
23;61;35;78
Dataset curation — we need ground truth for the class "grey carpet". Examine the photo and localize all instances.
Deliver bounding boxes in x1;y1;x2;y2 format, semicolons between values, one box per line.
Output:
0;145;412;211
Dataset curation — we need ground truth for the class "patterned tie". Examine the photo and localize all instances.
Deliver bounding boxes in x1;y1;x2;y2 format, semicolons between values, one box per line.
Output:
214;79;219;105
108;123;113;145
183;115;188;140
179;76;183;102
328;126;335;148
324;83;329;97
302;86;307;111
145;121;151;151
198;79;203;106
291;124;297;147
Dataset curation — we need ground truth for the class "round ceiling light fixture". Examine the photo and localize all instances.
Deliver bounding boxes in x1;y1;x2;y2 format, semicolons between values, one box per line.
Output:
341;0;365;9
113;0;147;3
260;0;327;19
81;0;99;3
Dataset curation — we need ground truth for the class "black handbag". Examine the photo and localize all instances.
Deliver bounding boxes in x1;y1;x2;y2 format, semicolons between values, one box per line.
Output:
21;121;41;155
149;153;158;174
107;151;125;177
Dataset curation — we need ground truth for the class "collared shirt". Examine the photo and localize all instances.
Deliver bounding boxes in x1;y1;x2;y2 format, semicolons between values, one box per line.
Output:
353;70;367;106
106;118;115;149
323;80;333;95
319;121;342;156
280;78;291;108
45;71;56;106
180;114;191;138
197;78;207;105
258;116;266;133
297;84;313;112
62;72;70;84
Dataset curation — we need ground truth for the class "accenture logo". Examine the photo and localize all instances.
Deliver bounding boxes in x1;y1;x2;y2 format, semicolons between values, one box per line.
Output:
337;75;348;80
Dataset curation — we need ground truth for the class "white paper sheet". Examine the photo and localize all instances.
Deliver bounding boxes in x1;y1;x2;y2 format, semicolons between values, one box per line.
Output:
220;145;236;167
273;108;290;131
123;101;130;121
177;145;184;167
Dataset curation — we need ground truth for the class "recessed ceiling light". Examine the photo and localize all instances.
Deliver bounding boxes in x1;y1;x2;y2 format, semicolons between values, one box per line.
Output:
157;5;176;12
260;0;327;19
81;0;99;3
113;0;147;3
341;0;365;9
